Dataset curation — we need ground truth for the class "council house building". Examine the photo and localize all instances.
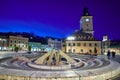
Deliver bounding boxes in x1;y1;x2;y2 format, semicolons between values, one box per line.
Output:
62;7;101;54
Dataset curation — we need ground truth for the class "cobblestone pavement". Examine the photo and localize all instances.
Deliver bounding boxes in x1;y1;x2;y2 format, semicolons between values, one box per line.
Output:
0;52;120;80
111;55;120;63
110;55;120;80
68;54;120;80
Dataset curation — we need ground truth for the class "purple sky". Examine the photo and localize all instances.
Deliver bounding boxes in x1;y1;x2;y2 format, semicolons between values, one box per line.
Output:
0;0;120;40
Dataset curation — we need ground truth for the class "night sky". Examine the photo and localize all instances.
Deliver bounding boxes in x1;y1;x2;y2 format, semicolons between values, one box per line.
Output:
0;0;120;40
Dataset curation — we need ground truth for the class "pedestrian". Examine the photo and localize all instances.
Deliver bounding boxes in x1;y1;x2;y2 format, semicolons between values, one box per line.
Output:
107;50;111;59
112;51;116;58
114;51;116;58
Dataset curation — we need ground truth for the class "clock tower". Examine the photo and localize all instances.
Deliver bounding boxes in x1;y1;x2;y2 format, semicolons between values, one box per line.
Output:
80;7;94;35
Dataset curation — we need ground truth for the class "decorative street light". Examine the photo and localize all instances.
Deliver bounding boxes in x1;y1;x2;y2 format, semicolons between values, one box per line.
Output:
0;38;2;51
67;36;75;53
0;38;7;51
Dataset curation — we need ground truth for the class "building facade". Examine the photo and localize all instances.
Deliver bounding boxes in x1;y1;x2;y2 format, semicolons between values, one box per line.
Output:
9;35;29;51
62;7;102;54
108;41;120;54
0;36;9;51
48;38;62;49
41;44;53;52
108;45;120;54
28;42;41;51
102;35;111;54
66;41;101;54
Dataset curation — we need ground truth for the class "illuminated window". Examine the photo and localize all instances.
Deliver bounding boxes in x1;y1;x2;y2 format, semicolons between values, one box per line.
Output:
10;44;12;47
68;43;71;46
81;49;83;52
104;50;105;53
77;43;81;46
86;24;89;26
69;49;71;52
63;44;66;47
73;49;75;52
89;49;92;53
73;43;75;46
84;43;86;46
14;44;16;47
84;36;86;39
89;43;92;46
95;43;97;46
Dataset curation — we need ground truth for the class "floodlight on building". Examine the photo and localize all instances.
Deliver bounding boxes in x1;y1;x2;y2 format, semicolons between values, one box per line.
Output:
67;36;75;41
102;36;108;41
67;36;75;53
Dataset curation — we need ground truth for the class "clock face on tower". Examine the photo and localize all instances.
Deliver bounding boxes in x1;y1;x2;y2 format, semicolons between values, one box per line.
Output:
85;18;90;22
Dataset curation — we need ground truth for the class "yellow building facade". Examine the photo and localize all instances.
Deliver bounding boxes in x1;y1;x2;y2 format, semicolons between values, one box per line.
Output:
66;41;101;54
9;35;29;51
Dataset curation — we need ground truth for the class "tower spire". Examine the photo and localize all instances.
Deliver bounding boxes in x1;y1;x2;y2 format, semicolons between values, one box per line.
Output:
80;7;94;35
82;7;91;16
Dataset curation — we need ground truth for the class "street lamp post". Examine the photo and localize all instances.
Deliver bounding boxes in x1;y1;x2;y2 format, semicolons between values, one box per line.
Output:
67;36;75;53
0;38;7;51
2;39;6;51
0;38;2;51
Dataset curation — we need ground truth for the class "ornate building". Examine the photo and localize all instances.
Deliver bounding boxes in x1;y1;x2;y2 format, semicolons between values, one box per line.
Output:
80;7;94;35
48;38;62;49
102;35;111;54
9;35;29;51
108;41;120;54
0;36;9;51
28;42;41;51
62;7;101;54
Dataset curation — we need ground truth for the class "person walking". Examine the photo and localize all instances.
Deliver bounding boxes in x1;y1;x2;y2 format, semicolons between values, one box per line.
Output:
107;50;111;59
114;51;116;58
112;51;116;58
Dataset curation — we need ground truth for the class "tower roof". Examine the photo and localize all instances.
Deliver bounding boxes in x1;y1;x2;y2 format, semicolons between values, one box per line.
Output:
67;31;100;41
82;7;91;16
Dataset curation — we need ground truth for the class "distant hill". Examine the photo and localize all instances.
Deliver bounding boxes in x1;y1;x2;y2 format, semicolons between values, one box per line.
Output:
0;32;61;44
